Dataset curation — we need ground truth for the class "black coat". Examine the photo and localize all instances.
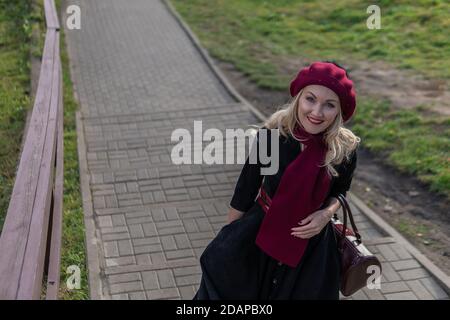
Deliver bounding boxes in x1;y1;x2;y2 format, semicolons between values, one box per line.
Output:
194;128;358;300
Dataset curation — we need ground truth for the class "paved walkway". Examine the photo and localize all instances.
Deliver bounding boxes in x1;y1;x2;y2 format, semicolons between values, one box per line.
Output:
65;0;449;300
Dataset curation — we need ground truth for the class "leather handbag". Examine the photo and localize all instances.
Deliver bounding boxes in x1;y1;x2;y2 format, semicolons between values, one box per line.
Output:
331;193;382;296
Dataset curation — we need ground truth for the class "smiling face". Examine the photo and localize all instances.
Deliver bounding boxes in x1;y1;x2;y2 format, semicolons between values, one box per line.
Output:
296;85;341;134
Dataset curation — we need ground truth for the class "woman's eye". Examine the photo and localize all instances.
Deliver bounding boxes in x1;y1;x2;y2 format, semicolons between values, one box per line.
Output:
306;97;314;102
327;103;335;108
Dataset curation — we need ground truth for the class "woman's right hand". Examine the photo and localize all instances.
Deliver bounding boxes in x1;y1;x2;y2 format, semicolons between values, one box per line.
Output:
227;207;244;224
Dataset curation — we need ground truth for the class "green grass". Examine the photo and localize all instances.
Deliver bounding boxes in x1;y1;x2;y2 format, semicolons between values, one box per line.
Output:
0;0;34;230
57;28;89;300
171;0;450;199
352;100;449;198
171;0;450;89
54;0;89;300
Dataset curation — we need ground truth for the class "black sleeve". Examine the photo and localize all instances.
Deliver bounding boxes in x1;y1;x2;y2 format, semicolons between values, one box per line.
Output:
328;149;358;198
229;128;269;212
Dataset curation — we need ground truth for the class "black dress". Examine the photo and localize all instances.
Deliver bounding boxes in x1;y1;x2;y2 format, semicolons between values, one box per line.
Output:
193;127;358;300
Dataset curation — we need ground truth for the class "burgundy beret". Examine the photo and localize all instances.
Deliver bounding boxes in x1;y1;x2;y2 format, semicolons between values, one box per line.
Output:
290;61;356;123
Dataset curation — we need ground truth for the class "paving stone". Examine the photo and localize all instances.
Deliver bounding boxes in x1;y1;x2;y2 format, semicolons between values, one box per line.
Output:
188;231;215;240
106;256;136;267
164;207;179;220
176;275;201;286
158;226;185;236
112;214;126;227
362;287;385;300
111;293;129;300
128;291;147;300
380;263;402;282
157;269;176;288
174;234;191;249
118;240;134;256
191;239;211;248
173;266;202;277
179;286;197;300
102;232;131;242
132;236;160;246
398;268;430;281
406;280;435;300
110;281;143;295
127;216;153;225
377;244;400;261
97;216;113;228
389;243;412;260
142;271;159;290
161;235;177;251
134;244;163;254
146;288;180;300
166;249;195;260
101;226;128;235
151;208;166;222
385;292;418;300
150;252;167;265
142;223;158;237
350;290;368;300
109;273;141;284
182;219;199;233
128;224;145;238
135;254;152;266
104;241;119;258
380;281;410;294
195;218;214;232
391;259;421;271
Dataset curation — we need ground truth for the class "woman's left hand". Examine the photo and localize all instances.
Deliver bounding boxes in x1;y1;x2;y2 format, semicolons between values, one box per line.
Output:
291;209;333;239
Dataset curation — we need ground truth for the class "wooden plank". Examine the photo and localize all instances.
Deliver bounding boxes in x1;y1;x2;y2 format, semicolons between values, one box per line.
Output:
17;31;60;300
0;29;58;299
44;0;60;30
46;56;64;300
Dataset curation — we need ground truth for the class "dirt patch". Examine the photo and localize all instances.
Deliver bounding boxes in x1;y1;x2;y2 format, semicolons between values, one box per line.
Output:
214;59;450;276
353;147;450;275
351;60;450;117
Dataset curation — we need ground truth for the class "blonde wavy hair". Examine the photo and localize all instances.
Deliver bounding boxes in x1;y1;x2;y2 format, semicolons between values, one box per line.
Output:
255;88;361;178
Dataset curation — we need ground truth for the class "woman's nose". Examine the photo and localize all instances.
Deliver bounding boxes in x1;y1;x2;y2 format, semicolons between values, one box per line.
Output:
311;104;324;117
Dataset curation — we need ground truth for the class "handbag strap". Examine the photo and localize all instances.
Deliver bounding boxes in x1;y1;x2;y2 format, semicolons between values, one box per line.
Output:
335;193;362;244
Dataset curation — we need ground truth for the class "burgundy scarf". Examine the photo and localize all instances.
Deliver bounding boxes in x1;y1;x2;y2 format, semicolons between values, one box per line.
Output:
255;124;332;267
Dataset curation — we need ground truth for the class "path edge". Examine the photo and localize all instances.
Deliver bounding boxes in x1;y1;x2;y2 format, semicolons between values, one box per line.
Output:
75;112;108;300
163;0;450;295
349;192;450;294
61;0;109;299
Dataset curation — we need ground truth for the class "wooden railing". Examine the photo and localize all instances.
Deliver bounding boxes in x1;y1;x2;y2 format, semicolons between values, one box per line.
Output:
0;0;63;300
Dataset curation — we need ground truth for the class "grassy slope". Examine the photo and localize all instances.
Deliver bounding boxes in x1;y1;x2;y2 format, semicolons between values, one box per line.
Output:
172;0;449;89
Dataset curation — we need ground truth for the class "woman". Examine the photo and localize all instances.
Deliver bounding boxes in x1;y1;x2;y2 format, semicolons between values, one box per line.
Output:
193;61;361;300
